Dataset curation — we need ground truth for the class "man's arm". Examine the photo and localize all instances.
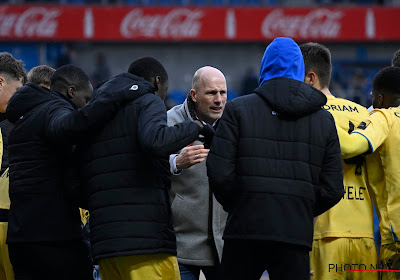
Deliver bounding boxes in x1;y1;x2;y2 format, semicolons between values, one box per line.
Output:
46;80;153;142
137;95;203;158
207;102;239;212
336;124;370;159
64;145;88;209
314;120;345;216
337;110;390;159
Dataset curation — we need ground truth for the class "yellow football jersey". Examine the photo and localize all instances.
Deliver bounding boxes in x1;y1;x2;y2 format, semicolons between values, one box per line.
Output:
0;168;10;210
352;106;400;245
0;130;8;210
313;95;374;239
80;208;90;227
0;129;2;167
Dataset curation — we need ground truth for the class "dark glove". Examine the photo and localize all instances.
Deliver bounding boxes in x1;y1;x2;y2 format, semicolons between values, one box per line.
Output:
200;123;215;149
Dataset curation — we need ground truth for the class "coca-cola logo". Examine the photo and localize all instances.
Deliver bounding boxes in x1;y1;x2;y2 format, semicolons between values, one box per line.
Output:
120;8;203;39
0;7;60;37
261;9;343;39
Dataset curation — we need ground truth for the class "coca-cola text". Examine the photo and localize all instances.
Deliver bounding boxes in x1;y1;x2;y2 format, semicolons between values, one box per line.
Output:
0;7;60;38
261;9;343;39
120;8;203;39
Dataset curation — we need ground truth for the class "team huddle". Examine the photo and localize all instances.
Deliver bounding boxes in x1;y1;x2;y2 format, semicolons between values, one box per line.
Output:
0;37;398;280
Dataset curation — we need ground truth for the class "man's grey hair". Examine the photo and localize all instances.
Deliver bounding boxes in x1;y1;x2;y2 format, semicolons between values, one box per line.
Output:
27;65;56;86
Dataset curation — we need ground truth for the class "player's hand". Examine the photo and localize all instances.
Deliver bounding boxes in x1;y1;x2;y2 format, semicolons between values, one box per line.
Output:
176;145;210;170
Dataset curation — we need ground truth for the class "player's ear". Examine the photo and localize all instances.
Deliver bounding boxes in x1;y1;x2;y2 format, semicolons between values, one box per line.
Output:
378;94;384;108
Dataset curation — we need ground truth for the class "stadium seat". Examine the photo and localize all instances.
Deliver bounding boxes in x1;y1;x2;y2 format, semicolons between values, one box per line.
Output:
169;90;187;105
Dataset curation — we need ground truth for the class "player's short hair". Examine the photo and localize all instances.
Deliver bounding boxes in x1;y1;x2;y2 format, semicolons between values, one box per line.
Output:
0;52;27;84
128;57;168;84
392;49;400;67
373;67;400;96
50;65;90;92
300;42;332;88
27;65;56;86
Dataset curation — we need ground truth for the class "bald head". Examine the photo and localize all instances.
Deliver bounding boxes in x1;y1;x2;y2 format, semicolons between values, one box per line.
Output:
192;66;225;91
190;66;227;125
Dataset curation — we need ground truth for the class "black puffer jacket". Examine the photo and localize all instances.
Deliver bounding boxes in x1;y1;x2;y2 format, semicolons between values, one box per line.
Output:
6;81;148;243
207;77;344;249
81;73;202;260
6;83;83;243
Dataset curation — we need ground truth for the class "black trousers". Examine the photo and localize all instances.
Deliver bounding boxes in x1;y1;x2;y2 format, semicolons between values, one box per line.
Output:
8;240;93;280
222;239;310;280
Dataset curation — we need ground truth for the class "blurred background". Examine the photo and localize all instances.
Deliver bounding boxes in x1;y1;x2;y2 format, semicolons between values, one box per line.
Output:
0;1;399;108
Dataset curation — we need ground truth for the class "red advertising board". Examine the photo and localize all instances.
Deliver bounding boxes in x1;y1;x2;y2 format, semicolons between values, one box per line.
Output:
0;5;399;42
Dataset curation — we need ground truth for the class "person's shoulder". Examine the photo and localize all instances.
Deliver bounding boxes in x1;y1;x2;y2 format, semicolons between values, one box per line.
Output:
314;107;336;124
371;107;399;125
388;106;400;117
49;95;74;109
167;103;184;115
134;93;164;112
230;93;260;109
370;107;389;116
167;103;186;123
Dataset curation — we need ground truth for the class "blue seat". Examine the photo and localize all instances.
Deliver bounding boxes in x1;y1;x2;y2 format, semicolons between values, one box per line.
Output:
213;0;223;5
227;90;238;101
169;90;187;105
247;0;260;5
69;0;85;4
194;0;207;5
160;0;172;5
229;0;241;5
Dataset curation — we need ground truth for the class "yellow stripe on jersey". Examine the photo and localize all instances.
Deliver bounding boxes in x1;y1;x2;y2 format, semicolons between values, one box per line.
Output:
0;168;10;210
353;106;400;245
314;95;374;239
0;130;9;210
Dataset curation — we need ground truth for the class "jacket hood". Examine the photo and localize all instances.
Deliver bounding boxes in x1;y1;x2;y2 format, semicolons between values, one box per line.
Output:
91;73;155;101
6;82;66;123
254;77;327;117
259;37;305;86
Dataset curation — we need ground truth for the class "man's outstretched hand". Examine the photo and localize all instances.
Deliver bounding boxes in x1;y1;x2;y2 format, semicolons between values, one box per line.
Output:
176;144;210;170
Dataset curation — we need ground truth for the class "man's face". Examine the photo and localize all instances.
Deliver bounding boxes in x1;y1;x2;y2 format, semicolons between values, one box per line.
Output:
304;73;311;85
371;90;383;109
0;77;23;113
191;73;227;125
72;81;93;108
155;79;169;101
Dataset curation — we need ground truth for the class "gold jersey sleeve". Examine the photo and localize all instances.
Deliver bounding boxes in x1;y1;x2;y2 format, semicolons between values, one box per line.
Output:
353;109;390;152
80;208;90;227
314;95;374;239
353;106;400;244
0;129;9;210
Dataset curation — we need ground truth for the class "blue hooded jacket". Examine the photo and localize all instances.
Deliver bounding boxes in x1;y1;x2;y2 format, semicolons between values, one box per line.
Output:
259;37;305;86
254;37;326;117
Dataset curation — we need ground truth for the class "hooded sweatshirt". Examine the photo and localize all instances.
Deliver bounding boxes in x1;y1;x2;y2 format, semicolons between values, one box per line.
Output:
207;37;344;249
259;37;305;85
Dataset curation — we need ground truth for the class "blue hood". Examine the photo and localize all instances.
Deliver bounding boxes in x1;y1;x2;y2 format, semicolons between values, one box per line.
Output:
259;37;305;86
